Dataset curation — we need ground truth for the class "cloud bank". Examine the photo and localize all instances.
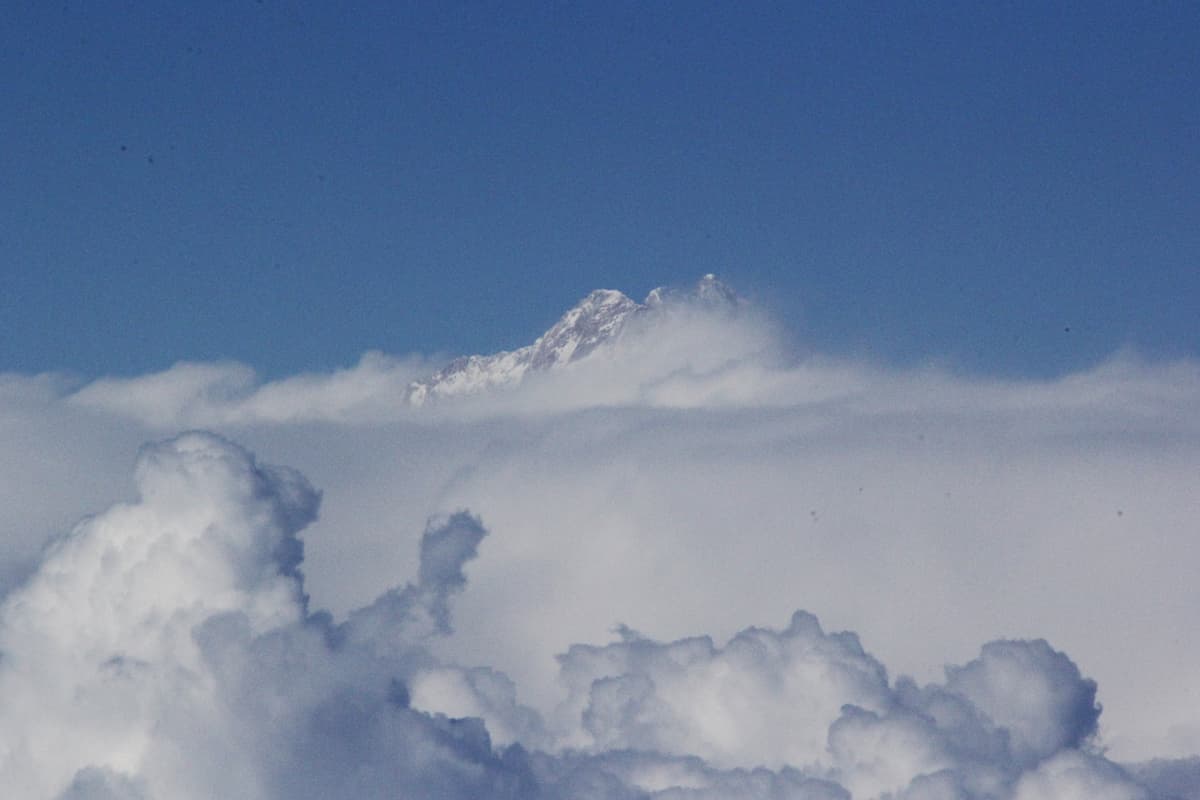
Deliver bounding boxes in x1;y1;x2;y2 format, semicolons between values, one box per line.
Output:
0;432;1174;799
1;288;1198;795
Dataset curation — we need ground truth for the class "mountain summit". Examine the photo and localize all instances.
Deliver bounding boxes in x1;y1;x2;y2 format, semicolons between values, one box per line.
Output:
406;275;740;404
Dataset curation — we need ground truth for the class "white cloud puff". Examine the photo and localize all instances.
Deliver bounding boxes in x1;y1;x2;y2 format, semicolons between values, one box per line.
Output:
1010;751;1148;800
0;433;533;798
554;612;890;768
0;432;315;796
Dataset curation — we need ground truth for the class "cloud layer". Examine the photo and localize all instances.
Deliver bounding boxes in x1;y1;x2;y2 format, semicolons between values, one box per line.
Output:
1;292;1199;795
0;432;1172;799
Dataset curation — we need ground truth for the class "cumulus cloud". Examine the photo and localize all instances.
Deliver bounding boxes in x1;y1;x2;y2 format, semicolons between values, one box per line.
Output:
0;433;314;796
554;612;890;768
0;432;1172;799
1010;751;1148;800
0;433;537;798
526;610;1129;799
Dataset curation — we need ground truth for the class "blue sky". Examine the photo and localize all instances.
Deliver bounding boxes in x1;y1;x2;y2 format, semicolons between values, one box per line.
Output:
3;1;1197;378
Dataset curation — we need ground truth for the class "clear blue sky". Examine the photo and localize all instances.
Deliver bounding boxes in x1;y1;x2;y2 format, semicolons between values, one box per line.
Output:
3;1;1197;378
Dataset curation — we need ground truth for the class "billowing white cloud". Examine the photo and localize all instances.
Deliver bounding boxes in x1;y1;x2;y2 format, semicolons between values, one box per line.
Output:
0;433;536;798
1010;751;1148;800
0;432;1174;798
553;612;890;768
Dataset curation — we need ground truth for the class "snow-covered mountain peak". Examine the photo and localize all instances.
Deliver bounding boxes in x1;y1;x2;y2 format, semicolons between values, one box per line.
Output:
644;273;739;309
528;289;639;370
406;275;740;405
695;273;739;305
580;288;634;310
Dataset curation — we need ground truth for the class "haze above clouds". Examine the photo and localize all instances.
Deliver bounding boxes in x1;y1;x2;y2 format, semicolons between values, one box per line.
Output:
2;291;1198;798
